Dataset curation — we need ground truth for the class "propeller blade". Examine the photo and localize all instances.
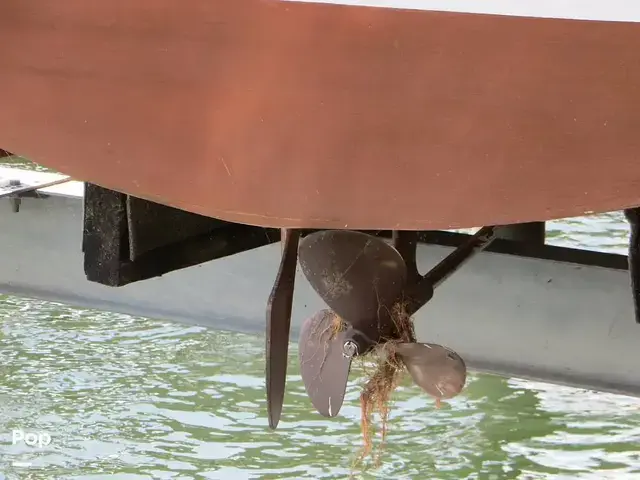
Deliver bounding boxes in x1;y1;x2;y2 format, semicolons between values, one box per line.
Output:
265;228;300;429
299;309;353;418
394;343;467;400
298;230;407;325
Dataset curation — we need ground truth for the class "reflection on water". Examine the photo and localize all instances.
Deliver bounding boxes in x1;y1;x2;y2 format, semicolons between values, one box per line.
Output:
1;157;640;479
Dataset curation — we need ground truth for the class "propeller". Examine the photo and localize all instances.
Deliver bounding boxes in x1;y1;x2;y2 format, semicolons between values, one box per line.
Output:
297;230;468;418
265;227;495;428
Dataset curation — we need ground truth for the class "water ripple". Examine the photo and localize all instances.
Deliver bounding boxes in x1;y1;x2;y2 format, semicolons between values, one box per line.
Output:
1;289;640;479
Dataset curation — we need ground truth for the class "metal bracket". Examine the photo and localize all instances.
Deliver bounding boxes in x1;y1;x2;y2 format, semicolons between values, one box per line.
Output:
0;179;23;212
0;179;49;213
0;176;70;213
395;226;498;317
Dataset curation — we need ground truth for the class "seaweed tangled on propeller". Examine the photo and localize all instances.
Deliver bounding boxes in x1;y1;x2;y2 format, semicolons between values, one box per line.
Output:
265;228;496;462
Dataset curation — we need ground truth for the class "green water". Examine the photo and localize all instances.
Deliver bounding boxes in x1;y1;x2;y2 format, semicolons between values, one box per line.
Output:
1;296;640;480
1;157;640;479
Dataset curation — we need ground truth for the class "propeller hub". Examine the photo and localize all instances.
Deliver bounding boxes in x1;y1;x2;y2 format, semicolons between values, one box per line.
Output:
342;340;358;358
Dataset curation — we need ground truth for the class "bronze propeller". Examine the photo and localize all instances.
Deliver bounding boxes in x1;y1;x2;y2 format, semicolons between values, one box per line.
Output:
265;227;497;428
297;230;470;419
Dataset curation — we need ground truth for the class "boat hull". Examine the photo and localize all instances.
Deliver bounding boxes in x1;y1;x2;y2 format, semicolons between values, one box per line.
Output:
2;1;640;228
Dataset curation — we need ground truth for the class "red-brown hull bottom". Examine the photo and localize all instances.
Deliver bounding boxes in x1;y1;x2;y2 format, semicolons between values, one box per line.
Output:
2;1;640;229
